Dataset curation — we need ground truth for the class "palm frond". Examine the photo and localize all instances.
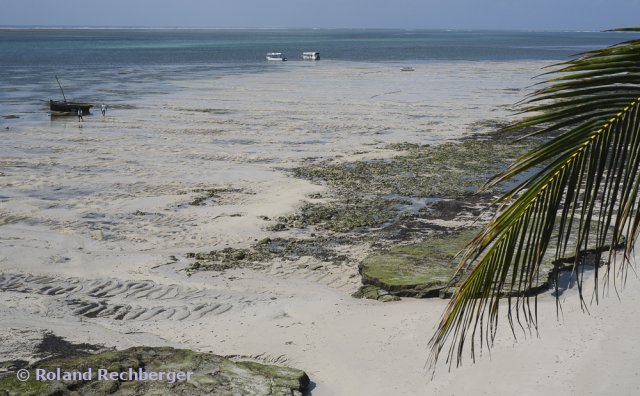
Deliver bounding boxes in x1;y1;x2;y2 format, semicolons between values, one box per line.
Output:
429;33;640;369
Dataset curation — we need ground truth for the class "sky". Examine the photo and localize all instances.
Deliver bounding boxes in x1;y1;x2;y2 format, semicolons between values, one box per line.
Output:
1;0;639;30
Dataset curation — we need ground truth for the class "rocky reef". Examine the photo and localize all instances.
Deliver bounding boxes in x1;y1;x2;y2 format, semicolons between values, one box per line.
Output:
358;229;480;297
0;346;310;396
187;127;555;299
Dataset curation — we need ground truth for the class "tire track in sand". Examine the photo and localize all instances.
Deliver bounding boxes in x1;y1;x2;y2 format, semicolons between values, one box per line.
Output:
0;273;246;322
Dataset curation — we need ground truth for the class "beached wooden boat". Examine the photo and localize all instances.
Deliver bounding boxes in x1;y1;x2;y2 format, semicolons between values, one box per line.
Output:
49;100;93;113
49;100;93;114
49;76;93;115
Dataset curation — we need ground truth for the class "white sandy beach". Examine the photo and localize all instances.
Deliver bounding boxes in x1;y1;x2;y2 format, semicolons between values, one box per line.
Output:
2;60;640;395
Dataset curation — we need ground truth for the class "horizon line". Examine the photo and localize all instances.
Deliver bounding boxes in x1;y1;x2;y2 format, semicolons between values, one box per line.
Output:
0;25;629;34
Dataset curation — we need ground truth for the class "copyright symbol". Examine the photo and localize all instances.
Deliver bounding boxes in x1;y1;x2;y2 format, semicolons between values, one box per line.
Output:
16;369;30;381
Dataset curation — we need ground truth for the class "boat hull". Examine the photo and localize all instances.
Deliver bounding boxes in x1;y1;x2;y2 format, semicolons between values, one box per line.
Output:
49;100;93;114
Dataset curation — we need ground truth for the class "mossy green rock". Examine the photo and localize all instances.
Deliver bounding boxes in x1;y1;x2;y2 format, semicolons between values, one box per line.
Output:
359;230;478;297
0;347;309;396
352;285;401;302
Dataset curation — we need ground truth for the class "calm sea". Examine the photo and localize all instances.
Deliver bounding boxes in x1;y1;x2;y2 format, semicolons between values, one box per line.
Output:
0;29;637;118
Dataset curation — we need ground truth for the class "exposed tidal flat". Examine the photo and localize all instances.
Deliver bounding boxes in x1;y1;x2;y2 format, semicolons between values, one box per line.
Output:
3;59;640;395
189;129;548;298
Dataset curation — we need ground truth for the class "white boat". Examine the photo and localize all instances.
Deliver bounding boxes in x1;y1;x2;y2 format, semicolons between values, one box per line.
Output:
266;52;287;61
302;52;320;60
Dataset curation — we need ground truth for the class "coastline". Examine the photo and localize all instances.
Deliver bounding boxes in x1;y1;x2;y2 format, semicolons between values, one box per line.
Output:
3;59;639;394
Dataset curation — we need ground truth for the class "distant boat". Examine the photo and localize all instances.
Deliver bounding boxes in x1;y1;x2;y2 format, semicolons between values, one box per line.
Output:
266;52;287;61
302;52;320;60
49;76;93;115
400;67;415;72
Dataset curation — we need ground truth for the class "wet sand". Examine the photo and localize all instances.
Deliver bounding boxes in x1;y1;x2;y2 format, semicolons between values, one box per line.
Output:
3;60;639;395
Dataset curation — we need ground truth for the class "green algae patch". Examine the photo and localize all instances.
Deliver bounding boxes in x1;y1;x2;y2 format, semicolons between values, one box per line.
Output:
279;132;543;234
0;375;51;396
270;199;400;233
359;229;479;297
0;346;310;396
187;237;351;272
294;138;535;200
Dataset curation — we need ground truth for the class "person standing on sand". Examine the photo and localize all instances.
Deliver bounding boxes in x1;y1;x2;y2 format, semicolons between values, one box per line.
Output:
101;104;106;116
77;108;83;122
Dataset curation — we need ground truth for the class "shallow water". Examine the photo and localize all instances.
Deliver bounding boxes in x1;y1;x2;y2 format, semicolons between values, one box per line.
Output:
0;59;547;255
0;28;636;118
0;29;635;254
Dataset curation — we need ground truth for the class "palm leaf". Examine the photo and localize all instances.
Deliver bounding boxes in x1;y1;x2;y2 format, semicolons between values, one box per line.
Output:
429;32;640;369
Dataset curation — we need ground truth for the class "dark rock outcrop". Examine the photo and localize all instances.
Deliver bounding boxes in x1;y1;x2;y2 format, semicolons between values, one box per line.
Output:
0;346;310;396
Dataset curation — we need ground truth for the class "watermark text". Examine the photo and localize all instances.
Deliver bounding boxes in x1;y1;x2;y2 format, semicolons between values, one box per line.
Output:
21;368;193;384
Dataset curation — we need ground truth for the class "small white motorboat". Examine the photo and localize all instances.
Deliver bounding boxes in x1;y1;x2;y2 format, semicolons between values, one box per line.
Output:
302;52;320;60
266;52;287;61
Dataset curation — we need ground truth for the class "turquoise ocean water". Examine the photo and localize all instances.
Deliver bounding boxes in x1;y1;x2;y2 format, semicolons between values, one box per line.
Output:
0;29;638;118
